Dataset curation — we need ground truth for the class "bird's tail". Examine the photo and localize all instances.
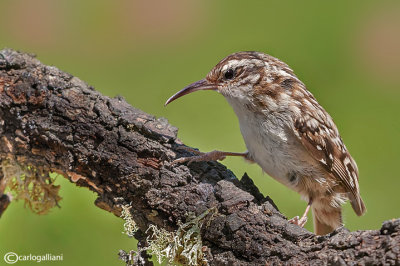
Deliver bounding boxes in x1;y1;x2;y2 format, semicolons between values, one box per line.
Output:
312;204;342;235
349;193;366;217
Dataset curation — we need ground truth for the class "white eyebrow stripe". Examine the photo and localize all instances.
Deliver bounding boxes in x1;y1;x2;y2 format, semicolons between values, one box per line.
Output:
221;59;263;72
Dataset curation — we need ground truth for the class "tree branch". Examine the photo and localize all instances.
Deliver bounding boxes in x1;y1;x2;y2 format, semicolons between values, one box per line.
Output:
0;48;398;265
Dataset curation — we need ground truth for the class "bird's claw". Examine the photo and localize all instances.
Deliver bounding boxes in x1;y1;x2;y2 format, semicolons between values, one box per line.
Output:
289;215;308;228
176;146;203;155
171;150;227;166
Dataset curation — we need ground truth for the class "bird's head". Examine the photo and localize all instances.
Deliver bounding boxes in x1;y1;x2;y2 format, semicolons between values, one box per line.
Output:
165;51;297;106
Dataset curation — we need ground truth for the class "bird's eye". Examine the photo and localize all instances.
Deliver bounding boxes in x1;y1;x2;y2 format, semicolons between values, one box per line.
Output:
224;69;235;80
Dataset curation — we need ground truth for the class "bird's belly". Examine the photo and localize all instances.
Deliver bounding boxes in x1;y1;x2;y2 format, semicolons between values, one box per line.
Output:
238;112;307;186
226;95;315;188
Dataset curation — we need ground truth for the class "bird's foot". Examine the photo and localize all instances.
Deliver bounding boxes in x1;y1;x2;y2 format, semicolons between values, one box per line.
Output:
172;150;228;165
288;202;312;228
172;147;248;165
289;215;308;227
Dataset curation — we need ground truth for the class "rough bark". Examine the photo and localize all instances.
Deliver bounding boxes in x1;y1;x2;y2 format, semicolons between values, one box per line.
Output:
0;48;398;265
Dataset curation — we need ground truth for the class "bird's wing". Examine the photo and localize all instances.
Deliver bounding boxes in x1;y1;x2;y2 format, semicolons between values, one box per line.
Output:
291;93;365;215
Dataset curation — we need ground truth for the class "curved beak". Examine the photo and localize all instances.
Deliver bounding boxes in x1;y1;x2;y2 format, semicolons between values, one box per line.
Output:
165;79;217;106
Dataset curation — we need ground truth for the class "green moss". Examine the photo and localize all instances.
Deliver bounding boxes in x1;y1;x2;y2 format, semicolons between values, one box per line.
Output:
145;208;216;266
1;159;61;215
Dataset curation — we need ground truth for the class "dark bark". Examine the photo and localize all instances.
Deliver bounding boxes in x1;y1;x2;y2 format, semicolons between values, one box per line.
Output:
0;48;398;265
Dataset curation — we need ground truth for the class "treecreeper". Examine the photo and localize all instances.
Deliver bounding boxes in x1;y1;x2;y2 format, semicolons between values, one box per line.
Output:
165;51;365;235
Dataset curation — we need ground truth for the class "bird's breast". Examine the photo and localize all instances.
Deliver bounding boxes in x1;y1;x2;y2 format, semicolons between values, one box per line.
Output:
226;96;311;186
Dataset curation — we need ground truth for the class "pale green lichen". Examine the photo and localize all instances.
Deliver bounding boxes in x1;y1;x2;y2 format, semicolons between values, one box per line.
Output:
145;224;176;264
120;203;139;237
145;208;216;266
1;159;61;215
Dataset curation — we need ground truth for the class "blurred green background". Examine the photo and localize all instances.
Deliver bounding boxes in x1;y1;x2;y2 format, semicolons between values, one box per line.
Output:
1;0;399;265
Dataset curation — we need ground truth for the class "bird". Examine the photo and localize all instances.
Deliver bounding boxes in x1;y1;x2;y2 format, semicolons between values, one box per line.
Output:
165;51;366;235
